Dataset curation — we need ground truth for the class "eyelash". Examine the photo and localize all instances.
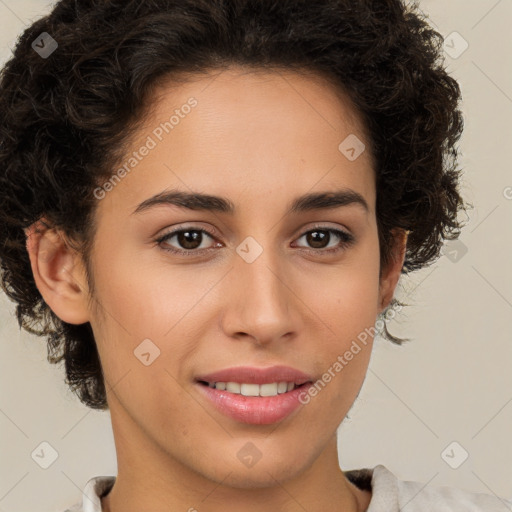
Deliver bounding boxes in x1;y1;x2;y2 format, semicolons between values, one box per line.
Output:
155;224;355;257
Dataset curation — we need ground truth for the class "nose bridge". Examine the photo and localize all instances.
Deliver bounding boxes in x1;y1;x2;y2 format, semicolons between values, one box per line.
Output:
236;233;287;308
224;233;296;342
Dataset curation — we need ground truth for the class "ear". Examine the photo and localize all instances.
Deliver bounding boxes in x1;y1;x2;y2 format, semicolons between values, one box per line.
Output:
24;219;91;324
377;228;409;313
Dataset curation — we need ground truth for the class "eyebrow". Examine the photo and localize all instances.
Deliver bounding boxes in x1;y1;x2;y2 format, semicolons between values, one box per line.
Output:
132;188;369;216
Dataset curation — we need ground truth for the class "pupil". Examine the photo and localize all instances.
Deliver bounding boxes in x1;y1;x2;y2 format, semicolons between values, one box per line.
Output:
308;230;328;249
178;230;202;249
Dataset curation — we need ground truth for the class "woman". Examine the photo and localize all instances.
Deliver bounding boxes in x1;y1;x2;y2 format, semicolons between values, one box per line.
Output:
0;0;509;511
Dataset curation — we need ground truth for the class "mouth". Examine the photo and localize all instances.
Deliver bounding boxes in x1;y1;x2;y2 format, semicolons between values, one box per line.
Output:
194;365;316;425
196;380;312;397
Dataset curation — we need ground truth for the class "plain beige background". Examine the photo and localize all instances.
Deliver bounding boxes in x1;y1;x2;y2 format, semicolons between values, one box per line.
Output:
0;1;511;511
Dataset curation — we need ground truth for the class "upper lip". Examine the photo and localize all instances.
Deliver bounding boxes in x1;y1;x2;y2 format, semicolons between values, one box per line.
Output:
195;365;314;385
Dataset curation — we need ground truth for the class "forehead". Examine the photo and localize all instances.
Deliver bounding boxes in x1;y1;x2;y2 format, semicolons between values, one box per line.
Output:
99;66;375;218
147;65;370;142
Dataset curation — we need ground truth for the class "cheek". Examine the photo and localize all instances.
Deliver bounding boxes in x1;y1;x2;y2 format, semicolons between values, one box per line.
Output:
317;277;377;383
91;245;206;340
313;249;381;336
87;259;195;424
307;240;381;384
303;275;378;415
87;246;216;403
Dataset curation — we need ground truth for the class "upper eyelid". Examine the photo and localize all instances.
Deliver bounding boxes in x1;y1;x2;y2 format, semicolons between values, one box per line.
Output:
157;224;217;241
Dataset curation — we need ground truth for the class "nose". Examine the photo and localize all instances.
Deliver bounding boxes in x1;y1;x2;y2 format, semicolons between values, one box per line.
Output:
220;241;302;346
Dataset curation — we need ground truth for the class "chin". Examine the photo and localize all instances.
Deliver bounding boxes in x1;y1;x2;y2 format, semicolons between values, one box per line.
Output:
215;449;312;489
213;465;301;490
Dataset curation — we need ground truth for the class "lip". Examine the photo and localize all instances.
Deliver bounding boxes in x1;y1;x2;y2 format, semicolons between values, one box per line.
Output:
195;365;314;385
194;365;315;425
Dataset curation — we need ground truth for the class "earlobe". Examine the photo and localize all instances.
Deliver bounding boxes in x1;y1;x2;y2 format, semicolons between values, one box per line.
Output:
378;228;409;313
24;219;90;325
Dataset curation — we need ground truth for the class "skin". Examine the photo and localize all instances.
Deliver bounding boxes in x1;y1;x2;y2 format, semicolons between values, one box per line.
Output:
25;66;407;512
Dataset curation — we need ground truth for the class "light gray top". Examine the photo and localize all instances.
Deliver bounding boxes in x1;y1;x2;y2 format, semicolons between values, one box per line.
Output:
63;465;512;512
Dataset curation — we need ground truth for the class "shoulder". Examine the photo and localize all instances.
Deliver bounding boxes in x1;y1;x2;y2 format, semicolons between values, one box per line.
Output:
345;464;512;512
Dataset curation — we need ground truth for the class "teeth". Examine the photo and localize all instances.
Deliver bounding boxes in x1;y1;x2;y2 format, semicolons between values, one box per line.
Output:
226;382;241;394
208;381;298;396
242;383;260;396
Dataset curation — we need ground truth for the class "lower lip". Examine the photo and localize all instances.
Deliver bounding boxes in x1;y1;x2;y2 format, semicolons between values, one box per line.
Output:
196;382;313;425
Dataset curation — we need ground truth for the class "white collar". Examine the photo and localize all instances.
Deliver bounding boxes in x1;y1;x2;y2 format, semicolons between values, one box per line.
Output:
82;476;115;512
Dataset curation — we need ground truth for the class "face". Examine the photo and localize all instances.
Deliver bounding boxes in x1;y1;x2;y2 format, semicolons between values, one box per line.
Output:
60;67;402;488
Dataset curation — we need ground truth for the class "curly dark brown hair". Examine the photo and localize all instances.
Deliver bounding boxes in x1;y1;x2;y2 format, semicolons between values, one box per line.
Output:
0;0;467;410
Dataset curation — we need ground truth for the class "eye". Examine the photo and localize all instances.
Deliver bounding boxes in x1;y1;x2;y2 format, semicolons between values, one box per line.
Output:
292;225;355;254
155;224;355;256
156;227;219;255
